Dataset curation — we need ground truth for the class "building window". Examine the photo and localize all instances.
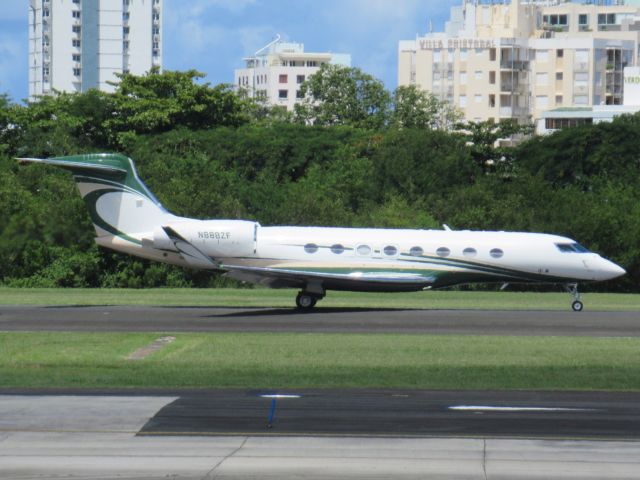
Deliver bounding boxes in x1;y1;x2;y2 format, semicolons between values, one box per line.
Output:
556;72;563;81
123;41;129;50
153;26;159;34
489;71;496;84
557;49;563;58
153;13;160;21
579;14;589;28
306;61;317;67
73;0;80;3
73;68;81;76
598;13;616;25
489;94;496;108
72;26;81;33
123;12;130;20
123;26;130;35
278;89;288;99
296;74;305;84
43;8;50;16
474;94;482;103
459;95;467;108
536;95;548;108
43;67;50;75
537;49;549;62
72;54;80;62
475;70;482;80
279;74;288;83
459;71;467;84
556;95;563;105
296;90;304;99
123;0;130;4
152;49;159;57
460;48;468;61
545;117;593;130
489;48;496;62
72;10;81;18
543;14;568;26
72;39;81;47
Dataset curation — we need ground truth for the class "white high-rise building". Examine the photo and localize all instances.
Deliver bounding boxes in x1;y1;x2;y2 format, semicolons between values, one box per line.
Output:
398;0;640;125
29;0;162;100
235;36;351;111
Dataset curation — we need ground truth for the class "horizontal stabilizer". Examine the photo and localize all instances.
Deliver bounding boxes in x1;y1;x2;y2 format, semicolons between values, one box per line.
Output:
16;157;127;176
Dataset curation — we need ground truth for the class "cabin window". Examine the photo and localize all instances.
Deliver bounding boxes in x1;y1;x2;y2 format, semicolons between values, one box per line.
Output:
555;243;590;253
490;248;504;259
383;245;398;256
331;244;345;254
463;247;477;258
304;243;318;254
436;247;450;257
409;246;423;257
356;244;371;256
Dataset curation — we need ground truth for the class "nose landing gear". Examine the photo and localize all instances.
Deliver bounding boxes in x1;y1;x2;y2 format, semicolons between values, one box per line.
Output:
564;283;583;312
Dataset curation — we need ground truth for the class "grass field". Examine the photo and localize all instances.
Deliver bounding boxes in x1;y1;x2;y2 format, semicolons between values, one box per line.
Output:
1;288;639;391
1;287;640;310
1;332;640;391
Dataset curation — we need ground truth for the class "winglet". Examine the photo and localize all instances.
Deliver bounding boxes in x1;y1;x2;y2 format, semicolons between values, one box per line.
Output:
162;226;218;268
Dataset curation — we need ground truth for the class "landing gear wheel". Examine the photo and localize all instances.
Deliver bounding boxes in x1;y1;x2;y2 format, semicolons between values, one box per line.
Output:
564;283;584;312
296;292;317;310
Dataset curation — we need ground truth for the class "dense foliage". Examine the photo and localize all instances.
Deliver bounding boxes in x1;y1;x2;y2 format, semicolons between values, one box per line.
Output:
0;69;638;291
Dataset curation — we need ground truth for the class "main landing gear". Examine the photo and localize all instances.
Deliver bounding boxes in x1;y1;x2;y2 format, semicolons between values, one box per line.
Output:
295;291;324;310
564;283;583;312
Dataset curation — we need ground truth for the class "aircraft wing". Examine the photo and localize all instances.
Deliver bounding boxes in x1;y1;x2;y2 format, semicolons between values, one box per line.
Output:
222;264;435;291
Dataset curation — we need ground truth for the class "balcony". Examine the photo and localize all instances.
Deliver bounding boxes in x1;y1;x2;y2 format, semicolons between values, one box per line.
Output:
500;60;528;70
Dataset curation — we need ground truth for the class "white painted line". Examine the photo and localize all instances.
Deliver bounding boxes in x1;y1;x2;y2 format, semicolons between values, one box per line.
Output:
260;394;302;399
448;405;598;412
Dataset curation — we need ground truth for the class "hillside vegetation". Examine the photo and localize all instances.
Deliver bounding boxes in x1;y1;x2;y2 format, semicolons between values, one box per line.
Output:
1;67;638;291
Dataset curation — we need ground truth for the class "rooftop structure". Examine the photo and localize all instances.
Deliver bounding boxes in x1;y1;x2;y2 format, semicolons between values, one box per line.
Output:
235;36;351;111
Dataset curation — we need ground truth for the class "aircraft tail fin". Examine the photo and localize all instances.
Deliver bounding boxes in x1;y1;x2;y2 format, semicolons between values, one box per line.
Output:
17;154;175;244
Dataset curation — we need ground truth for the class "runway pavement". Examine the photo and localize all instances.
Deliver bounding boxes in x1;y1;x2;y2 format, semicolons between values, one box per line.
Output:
2;391;640;479
1;305;640;336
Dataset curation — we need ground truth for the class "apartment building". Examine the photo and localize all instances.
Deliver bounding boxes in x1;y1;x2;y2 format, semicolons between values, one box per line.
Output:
398;0;640;124
29;0;162;100
235;37;351;111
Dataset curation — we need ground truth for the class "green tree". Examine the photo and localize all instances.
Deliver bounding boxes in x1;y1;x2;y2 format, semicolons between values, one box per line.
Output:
459;119;533;173
391;85;461;130
106;68;250;147
294;64;391;130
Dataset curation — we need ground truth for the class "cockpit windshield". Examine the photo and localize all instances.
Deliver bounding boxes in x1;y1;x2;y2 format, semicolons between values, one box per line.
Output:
555;243;590;253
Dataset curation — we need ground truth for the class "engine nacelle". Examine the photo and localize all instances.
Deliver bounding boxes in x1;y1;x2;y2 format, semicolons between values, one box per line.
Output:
164;219;257;258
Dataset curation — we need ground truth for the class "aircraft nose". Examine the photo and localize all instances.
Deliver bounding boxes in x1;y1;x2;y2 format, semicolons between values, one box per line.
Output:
597;257;626;281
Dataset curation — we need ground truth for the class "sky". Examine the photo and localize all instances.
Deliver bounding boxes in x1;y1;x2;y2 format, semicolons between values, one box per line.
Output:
0;0;458;103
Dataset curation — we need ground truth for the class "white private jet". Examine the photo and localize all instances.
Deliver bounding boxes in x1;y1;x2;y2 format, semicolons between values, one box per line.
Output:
18;153;626;311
